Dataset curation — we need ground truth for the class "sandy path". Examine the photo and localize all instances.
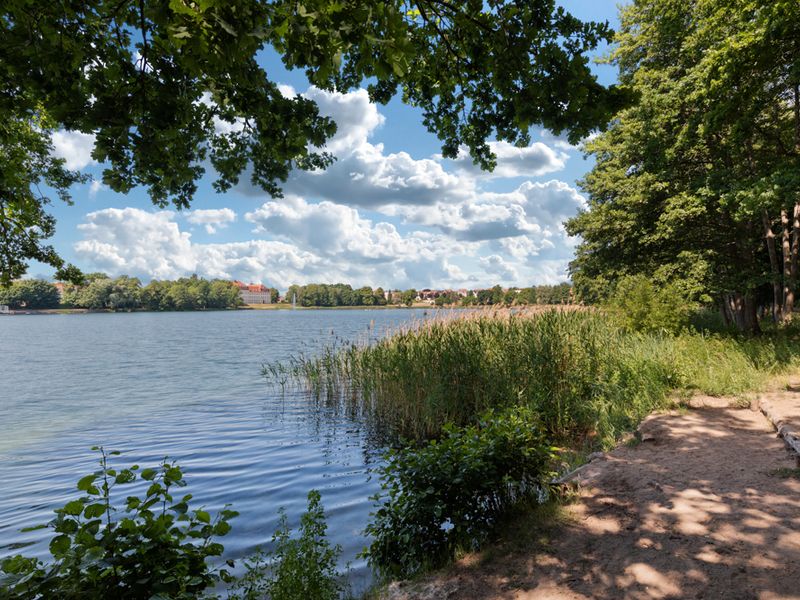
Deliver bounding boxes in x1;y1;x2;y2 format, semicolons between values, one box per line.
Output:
385;398;800;599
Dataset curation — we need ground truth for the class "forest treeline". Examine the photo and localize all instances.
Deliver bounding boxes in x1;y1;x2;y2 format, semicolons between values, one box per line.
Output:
282;283;572;307
0;275;241;311
0;278;573;311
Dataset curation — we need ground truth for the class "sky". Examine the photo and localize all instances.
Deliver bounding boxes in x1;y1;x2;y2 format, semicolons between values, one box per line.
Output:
39;1;621;292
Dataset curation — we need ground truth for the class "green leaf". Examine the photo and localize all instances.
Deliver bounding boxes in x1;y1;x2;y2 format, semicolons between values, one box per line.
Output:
213;521;231;536
77;474;97;491
195;510;210;524
49;534;70;556
83;503;106;519
62;500;85;516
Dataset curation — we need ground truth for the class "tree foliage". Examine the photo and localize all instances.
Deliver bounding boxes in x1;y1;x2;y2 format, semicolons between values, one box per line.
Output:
285;282;387;307
0;279;61;309
1;0;626;282
567;0;800;331
61;275;242;310
0;113;88;286
606;275;694;334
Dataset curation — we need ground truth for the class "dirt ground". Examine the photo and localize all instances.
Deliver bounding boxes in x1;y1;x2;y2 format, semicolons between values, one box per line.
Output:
383;383;800;600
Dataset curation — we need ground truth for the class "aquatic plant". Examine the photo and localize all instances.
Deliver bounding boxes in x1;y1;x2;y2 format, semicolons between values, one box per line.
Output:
265;308;800;447
228;491;345;600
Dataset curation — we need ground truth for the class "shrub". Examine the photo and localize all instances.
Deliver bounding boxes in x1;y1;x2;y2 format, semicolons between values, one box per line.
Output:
362;407;559;579
0;448;237;599
229;490;344;600
607;275;693;334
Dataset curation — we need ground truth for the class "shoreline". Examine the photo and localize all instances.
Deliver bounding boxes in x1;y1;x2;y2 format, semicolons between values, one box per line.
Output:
0;304;441;316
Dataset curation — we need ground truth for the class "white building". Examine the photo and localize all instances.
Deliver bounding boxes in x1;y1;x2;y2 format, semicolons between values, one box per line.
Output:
232;281;272;304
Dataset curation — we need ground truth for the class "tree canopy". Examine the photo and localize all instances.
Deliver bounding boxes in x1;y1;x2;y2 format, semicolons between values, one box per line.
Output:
567;0;800;331
1;0;626;284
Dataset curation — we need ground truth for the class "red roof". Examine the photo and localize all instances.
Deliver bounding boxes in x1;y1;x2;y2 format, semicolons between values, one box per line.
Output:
232;280;269;293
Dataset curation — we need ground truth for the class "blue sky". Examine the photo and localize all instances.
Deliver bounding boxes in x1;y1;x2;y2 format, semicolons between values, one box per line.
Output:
40;0;622;291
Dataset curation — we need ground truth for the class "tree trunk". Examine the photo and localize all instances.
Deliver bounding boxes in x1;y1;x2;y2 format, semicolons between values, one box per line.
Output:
727;294;743;331
762;209;782;322
719;298;731;328
743;293;761;334
726;292;761;334
791;202;800;315
782;209;794;318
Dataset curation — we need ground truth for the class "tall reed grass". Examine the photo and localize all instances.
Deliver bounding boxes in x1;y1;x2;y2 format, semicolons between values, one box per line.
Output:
263;309;800;449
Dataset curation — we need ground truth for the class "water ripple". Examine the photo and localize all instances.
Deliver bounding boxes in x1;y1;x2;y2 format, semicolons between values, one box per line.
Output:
0;309;429;594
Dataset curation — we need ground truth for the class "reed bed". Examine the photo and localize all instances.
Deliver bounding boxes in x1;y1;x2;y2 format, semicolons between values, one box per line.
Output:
263;308;800;448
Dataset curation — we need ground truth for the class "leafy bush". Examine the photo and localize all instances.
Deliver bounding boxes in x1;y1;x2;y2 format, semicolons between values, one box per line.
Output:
230;491;344;600
362;407;559;579
607;275;693;334
0;448;238;599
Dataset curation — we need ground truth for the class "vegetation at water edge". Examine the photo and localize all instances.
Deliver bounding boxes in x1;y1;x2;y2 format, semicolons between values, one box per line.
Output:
266;308;800;577
0;449;344;600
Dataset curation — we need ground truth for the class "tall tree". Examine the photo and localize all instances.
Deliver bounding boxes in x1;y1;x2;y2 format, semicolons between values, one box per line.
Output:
1;0;627;282
568;0;800;331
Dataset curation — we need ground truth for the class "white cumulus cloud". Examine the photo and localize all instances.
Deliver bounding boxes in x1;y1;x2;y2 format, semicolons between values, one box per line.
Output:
52;130;96;170
73;206;478;290
480;255;519;282
447;141;568;179
88;180;107;198
185;208;237;234
75;208;196;279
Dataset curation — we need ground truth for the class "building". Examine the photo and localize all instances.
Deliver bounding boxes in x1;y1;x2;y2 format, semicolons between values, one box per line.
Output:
232;281;272;304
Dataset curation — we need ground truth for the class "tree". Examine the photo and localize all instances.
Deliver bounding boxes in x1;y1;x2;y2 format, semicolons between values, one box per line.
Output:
567;0;800;332
75;278;115;309
0;114;88;286
107;276;142;310
400;289;417;306
0;279;60;309
209;280;242;309
503;289;518;305
1;0;627;283
141;280;170;310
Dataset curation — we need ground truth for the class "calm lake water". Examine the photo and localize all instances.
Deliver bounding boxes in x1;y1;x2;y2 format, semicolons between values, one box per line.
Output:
0;308;431;593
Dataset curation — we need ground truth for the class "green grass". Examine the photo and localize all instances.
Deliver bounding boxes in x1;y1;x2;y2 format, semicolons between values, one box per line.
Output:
768;467;800;479
264;309;800;450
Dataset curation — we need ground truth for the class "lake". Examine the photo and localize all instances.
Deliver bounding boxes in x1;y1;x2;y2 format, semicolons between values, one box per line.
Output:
0;308;432;594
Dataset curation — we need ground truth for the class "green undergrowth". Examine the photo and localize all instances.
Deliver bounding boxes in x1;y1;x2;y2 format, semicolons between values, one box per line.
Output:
0;449;345;600
265;309;800;579
362;406;559;579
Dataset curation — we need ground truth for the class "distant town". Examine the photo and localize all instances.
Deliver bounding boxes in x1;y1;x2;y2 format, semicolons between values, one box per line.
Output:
0;275;573;313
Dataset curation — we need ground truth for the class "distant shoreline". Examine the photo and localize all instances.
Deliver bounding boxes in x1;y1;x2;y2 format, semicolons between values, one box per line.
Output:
0;304;441;316
244;303;438;311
